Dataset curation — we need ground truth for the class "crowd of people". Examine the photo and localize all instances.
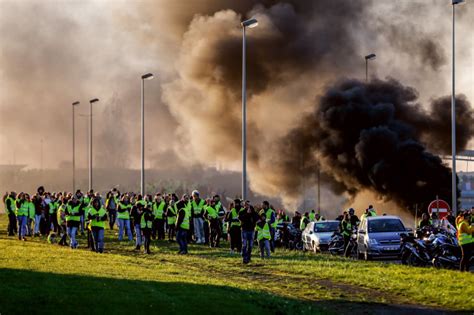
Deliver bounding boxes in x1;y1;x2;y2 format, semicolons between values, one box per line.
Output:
2;186;473;269
2;186;290;263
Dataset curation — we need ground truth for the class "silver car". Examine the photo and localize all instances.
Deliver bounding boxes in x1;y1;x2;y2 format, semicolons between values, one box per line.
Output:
357;215;410;260
302;220;340;253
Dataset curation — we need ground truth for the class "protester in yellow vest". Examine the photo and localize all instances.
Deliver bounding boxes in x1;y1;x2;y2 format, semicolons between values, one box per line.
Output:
227;199;242;254
117;195;133;242
255;212;271;259
15;193;29;241
57;198;68;246
65;195;82;249
26;194;35;237
88;198;108;253
457;211;474;272
152;194;166;241
4;191;17;236
176;200;190;254
204;199;221;248
262;201;276;253
166;199;178;241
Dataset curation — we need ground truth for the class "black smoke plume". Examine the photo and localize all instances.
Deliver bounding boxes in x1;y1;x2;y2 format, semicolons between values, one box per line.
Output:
280;78;474;211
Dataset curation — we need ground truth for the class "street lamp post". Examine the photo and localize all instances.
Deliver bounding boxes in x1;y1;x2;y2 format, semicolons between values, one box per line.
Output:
72;101;80;192
89;98;99;191
451;0;465;215
365;53;376;82
140;73;154;196
241;18;258;201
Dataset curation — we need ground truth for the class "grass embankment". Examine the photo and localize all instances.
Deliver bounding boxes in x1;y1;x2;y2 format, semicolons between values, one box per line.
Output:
0;214;472;314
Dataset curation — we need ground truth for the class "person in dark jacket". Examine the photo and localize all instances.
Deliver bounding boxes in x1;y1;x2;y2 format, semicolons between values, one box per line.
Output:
140;204;154;254
131;202;143;250
292;212;301;231
418;213;431;229
238;202;259;264
349;208;360;227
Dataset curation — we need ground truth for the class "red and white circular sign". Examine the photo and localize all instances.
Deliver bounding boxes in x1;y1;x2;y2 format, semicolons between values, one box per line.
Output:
427;199;451;219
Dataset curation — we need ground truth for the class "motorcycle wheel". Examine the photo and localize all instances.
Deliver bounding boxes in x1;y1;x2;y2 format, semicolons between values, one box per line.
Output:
407;252;424;267
432;257;443;269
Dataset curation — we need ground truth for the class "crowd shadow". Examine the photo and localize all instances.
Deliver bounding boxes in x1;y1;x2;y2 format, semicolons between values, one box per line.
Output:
0;268;457;315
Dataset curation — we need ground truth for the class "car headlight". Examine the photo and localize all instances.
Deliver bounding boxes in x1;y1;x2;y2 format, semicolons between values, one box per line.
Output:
368;238;378;245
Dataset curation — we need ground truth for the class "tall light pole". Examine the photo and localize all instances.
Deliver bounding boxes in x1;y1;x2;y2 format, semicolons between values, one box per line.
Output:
451;0;465;215
72;101;80;192
365;53;376;82
241;18;258;200
89;98;99;191
140;73;154;195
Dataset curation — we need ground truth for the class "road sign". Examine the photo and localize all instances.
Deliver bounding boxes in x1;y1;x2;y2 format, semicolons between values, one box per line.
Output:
427;199;450;219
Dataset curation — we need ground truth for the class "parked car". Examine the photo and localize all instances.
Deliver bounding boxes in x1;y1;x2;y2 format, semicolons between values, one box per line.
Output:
357;215;411;260
302;220;340;253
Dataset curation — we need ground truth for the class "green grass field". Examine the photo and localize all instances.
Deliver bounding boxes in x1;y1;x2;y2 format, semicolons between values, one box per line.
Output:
0;214;472;314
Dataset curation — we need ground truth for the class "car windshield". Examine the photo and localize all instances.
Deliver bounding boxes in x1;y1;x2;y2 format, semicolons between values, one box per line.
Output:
368;219;404;233
314;222;339;233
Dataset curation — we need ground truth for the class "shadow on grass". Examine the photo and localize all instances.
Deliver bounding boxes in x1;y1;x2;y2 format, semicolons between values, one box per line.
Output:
0;268;458;315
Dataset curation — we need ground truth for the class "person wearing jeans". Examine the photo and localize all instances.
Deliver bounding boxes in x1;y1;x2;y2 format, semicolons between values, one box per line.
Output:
67;226;78;249
65;196;82;249
34;214;42;235
15;193;30;240
17;214;28;240
191;191;206;243
131;203;143;250
175;200;190;254
117;196;133;241
88;198;108;253
239;203;259;264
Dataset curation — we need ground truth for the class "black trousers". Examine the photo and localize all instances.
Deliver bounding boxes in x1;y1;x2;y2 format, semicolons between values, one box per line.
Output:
50;213;59;233
153;219;165;240
203;220;209;244
108;210;117;230
209;219;221;247
142;228;151;253
229;226;242;252
460;242;474;272
8;213;17;235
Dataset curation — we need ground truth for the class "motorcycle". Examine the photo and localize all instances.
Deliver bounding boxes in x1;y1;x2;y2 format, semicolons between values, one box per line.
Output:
430;232;461;269
401;227;463;269
400;232;432;266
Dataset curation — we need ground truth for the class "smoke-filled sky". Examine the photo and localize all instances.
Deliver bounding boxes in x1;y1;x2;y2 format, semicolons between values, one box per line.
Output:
0;0;473;209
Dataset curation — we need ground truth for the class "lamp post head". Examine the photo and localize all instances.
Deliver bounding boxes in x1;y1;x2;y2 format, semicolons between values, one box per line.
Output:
89;98;99;104
72;101;80;106
241;18;258;28
452;0;465;5
365;53;376;61
141;73;154;80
